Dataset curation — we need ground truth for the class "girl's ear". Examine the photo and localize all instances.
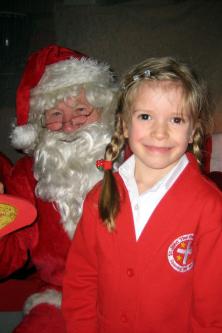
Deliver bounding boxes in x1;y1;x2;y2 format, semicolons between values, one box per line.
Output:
123;120;129;138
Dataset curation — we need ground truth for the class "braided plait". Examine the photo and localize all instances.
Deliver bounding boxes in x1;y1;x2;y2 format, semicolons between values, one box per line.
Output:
99;112;126;231
189;78;213;168
192;124;204;167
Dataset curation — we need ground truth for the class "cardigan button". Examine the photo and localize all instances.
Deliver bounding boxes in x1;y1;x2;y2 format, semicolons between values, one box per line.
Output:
126;268;134;277
120;314;128;323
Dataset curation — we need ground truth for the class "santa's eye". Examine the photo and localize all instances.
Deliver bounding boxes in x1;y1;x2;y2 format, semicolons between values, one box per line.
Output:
45;108;63;117
51;111;62;117
76;107;86;112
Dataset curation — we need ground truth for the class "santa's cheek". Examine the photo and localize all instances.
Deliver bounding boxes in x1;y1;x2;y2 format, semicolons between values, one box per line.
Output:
85;112;101;125
46;123;62;131
68;114;98;130
71;115;88;126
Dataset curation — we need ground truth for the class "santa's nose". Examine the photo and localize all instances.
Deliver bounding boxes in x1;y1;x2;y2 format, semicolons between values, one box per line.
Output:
61;113;74;132
62;121;75;133
61;115;87;133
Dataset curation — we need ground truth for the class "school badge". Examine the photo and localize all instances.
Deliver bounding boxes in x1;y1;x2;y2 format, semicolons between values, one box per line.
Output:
167;234;194;272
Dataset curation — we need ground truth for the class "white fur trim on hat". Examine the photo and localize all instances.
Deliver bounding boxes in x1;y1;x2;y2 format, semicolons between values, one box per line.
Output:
10;123;38;151
31;57;113;97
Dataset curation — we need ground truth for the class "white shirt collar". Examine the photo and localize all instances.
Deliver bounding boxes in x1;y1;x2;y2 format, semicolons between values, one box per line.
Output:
119;154;188;195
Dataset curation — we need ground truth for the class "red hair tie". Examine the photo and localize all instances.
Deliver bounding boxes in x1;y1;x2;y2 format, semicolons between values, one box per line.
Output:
96;159;112;171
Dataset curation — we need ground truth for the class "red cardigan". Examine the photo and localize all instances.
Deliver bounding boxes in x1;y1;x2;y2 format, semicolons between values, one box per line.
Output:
62;155;222;333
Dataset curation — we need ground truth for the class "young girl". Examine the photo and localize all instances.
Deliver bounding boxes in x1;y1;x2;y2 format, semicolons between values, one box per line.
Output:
62;57;222;333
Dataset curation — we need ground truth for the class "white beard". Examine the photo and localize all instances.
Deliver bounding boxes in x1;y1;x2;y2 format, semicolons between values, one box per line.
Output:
33;123;112;239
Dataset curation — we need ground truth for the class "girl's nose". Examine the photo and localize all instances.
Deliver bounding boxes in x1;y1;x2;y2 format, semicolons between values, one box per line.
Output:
151;121;169;140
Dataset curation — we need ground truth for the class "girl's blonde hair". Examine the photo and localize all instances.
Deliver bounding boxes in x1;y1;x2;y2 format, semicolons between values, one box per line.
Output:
99;56;213;231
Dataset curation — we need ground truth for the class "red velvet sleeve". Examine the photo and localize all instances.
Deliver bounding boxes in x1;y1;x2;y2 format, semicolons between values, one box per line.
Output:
62;190;98;333
0;156;38;278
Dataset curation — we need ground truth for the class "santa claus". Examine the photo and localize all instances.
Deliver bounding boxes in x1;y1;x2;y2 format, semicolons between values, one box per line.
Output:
0;44;118;332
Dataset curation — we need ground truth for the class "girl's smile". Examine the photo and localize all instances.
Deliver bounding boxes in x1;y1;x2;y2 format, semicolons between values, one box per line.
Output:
143;145;172;153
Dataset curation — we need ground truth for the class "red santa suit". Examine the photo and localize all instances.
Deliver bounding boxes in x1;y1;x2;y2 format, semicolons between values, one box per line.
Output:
0;45;117;332
62;153;222;333
0;156;69;331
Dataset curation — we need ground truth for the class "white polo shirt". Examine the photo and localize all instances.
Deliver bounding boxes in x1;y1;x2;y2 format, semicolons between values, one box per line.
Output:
119;154;188;240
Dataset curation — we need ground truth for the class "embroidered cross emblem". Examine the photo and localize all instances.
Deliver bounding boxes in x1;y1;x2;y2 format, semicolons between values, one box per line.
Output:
177;240;192;265
167;234;194;273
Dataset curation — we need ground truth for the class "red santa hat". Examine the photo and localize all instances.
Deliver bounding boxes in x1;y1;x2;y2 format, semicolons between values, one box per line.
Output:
16;44;86;126
11;44;115;151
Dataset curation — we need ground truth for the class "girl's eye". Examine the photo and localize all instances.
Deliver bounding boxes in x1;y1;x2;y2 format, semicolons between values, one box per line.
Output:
139;113;151;120
171;117;184;124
